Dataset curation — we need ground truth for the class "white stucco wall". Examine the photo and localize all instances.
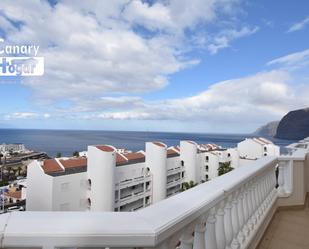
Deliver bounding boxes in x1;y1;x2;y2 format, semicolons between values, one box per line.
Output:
238;139;263;159
26;161;53;211
52;172;87;211
180;141;198;183
146;142;167;203
87;146;116;212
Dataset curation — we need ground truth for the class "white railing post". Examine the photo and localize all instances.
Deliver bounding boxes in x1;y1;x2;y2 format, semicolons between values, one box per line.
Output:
246;182;254;231
215;200;226;249
224;195;233;249
256;176;263;217
193;218;206;249
260;174;267;214
205;207;218;249
271;166;277;199
153;240;170;249
237;188;245;243
250;180;258;226
180;227;194;249
242;186;250;236
231;191;240;249
266;170;272;206
277;160;292;197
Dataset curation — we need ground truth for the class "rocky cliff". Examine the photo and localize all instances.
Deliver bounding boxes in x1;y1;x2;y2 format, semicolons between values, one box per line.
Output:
254;121;279;137
275;108;309;140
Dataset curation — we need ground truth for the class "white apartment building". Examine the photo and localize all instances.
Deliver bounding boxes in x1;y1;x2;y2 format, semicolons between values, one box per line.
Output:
237;137;280;160
0;143;26;154
26;138;279;212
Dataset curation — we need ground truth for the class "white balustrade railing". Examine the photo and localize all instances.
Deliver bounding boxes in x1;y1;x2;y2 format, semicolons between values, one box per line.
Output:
0;157;280;249
277;158;293;197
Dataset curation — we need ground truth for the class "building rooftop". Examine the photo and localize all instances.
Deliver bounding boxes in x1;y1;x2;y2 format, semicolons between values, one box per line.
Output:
152;141;166;147
252;137;274;145
42;151;147;175
59;158;87;169
5;190;22;199
95;145;115;152
116;152;145;166
42;159;63;174
167;147;180;158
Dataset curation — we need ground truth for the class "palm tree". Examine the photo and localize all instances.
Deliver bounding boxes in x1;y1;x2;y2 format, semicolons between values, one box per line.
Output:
72;151;79;157
17;166;22;176
218;161;234;176
181;181;197;191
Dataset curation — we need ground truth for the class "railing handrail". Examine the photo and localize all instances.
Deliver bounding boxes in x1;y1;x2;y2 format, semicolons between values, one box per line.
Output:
0;157;278;248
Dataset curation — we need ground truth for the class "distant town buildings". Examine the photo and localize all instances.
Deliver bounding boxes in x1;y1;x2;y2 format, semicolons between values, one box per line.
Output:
237;137;280;160
0;143;26;155
25;137;280;212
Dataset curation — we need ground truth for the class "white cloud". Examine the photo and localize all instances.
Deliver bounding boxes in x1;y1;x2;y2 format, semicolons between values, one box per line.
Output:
0;0;283;133
287;16;309;33
267;49;309;68
4;112;50;120
123;1;174;31
84;70;308;127
207;26;259;54
0;0;253;103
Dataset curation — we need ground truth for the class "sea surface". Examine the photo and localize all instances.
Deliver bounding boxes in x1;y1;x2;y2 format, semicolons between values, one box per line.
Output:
0;129;297;157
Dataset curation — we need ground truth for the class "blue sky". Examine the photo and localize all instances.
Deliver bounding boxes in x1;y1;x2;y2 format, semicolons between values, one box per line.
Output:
0;0;308;133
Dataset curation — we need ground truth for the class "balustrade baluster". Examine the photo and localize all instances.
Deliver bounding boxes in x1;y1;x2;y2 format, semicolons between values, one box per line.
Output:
242;186;250;236
256;178;263;219
246;182;254;231
261;175;267;213
180;227;194;249
237;188;245;243
215;201;226;249
193;218;206;249
251;180;258;225
231;191;240;249
277;161;287;196
224;195;233;249
266;171;272;205
205;208;218;249
153;240;170;249
248;182;257;227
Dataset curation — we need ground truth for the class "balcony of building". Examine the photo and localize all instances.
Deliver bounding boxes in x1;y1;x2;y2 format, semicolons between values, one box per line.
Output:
0;141;308;249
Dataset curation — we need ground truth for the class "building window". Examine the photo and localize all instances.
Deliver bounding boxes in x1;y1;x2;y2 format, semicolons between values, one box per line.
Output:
87;179;92;190
227;153;231;157
146;181;150;190
206;156;209;162
205;165;209;171
145;196;150;205
181;160;184;166
181;172;185;178
61;182;70;192
205;174;209;181
264;153;267;156
264;147;267;152
87;198;91;206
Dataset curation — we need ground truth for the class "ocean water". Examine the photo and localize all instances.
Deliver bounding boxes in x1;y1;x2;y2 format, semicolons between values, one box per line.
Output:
0;129;297;157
